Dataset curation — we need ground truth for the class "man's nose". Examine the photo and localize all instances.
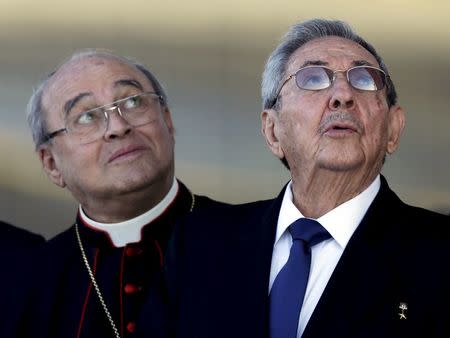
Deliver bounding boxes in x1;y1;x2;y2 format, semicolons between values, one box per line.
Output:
328;74;355;110
103;107;132;140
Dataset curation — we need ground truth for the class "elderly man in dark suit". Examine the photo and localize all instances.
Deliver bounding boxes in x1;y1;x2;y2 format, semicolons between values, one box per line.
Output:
0;220;44;337
169;19;450;338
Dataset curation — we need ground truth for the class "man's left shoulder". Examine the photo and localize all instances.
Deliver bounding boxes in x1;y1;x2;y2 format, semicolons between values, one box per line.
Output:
376;177;449;236
399;202;449;224
397;203;450;244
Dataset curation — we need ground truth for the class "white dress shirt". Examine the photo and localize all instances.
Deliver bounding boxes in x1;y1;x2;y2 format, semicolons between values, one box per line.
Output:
79;178;179;247
269;175;381;337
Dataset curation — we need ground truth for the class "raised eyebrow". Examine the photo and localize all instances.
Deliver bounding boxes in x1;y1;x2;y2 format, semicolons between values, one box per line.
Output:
113;79;144;91
299;60;328;68
63;80;143;116
298;60;377;69
64;92;92;116
352;60;377;67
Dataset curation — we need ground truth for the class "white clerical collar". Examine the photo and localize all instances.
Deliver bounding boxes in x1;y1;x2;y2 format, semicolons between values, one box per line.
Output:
79;178;179;247
276;175;381;249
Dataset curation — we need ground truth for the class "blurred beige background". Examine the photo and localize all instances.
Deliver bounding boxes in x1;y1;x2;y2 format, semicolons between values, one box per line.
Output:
1;0;449;238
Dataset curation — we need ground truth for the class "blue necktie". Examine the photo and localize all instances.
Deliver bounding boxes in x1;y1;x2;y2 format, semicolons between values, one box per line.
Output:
269;218;331;338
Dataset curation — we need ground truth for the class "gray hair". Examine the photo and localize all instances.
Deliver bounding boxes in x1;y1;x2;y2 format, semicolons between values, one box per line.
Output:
261;18;397;110
27;49;169;149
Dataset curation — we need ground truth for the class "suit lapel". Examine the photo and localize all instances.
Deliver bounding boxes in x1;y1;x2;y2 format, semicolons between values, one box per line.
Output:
303;178;403;338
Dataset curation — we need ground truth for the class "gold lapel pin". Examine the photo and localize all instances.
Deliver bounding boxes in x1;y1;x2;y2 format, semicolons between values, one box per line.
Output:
398;302;408;320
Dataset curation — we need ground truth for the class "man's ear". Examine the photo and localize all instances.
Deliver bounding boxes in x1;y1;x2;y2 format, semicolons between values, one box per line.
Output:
386;105;406;155
261;109;285;159
162;107;175;137
38;145;66;188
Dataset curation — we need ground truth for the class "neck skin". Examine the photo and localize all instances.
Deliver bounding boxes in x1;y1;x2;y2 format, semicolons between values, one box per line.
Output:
290;165;381;219
79;175;174;223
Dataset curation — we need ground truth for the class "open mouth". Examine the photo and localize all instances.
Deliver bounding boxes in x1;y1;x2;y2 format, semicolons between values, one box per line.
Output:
332;126;351;130
324;122;358;135
319;112;362;136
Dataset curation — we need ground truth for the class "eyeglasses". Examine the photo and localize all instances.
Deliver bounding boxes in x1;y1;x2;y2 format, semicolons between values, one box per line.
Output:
273;65;387;107
44;91;164;144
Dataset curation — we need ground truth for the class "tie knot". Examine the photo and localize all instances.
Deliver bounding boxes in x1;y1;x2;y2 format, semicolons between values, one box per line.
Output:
288;218;331;247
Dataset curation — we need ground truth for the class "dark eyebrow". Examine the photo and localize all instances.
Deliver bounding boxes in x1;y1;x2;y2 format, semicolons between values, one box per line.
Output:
64;92;92;116
63;79;144;116
352;60;376;67
299;60;328;68
297;59;377;69
113;79;144;91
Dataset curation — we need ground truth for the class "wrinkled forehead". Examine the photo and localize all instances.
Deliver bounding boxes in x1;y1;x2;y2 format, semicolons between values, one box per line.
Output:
41;55;151;112
286;36;380;74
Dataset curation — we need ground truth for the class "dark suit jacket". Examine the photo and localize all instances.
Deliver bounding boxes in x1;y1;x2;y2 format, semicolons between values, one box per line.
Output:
0;221;45;338
170;176;450;338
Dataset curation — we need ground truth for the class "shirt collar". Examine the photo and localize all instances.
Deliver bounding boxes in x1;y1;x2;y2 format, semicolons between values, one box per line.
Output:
276;175;380;249
79;178;179;247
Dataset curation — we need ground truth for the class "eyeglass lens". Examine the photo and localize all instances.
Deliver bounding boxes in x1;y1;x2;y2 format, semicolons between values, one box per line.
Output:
294;66;386;91
66;93;160;143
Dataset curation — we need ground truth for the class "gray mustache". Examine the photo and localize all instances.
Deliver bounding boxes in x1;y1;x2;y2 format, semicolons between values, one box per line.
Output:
318;112;363;134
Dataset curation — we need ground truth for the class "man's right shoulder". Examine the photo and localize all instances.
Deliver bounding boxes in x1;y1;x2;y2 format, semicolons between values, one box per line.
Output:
184;196;275;229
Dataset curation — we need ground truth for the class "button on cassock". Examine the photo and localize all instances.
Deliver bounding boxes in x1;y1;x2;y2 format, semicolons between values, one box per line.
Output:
124;283;142;294
126;321;136;333
125;247;143;257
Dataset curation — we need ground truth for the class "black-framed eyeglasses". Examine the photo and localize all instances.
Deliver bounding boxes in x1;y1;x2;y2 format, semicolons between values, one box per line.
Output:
44;91;164;144
272;65;387;107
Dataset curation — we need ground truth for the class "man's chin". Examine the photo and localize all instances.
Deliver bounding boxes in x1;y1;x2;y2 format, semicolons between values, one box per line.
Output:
317;155;364;172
